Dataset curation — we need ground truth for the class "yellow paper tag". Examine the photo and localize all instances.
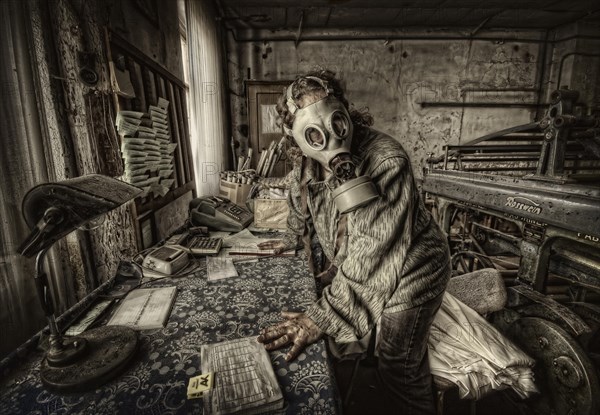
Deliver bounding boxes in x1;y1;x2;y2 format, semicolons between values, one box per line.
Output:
187;372;214;399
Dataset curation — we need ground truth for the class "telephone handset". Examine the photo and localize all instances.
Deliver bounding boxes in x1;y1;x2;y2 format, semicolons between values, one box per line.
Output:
189;196;253;232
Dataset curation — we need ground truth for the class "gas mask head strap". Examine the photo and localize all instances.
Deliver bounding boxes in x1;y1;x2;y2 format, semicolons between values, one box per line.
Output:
285;76;334;115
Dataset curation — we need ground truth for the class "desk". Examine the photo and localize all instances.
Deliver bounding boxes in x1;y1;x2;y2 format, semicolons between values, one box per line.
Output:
0;254;339;414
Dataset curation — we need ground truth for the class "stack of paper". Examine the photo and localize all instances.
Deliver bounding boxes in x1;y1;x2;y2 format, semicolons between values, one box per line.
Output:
116;97;177;198
116;111;144;136
150;97;176;196
200;337;284;414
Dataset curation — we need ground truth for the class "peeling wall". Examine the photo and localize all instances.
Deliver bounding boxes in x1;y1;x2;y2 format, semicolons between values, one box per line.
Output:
0;0;185;359
227;33;564;178
109;0;185;81
46;0;138;299
45;0;185;293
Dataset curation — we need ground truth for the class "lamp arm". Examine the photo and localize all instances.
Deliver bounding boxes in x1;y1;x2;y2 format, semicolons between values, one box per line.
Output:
34;248;55;317
34;246;88;367
18;206;64;257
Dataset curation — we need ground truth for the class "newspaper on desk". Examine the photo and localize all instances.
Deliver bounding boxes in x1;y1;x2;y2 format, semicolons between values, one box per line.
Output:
221;229;258;248
222;229;294;259
206;256;238;281
200;337;284;415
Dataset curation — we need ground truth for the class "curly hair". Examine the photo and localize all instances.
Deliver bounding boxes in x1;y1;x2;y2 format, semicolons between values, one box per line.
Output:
276;69;374;138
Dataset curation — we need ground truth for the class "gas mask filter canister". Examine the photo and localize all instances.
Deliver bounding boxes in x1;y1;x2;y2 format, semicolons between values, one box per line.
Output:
285;78;379;213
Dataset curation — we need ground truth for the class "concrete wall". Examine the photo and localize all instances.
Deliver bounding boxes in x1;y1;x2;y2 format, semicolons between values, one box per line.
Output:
546;21;600;111
228;34;544;178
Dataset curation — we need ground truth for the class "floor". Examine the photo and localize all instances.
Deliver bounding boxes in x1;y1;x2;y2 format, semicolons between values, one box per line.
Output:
333;358;530;415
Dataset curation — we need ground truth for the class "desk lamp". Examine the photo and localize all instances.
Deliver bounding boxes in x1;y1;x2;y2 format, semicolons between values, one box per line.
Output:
17;174;142;393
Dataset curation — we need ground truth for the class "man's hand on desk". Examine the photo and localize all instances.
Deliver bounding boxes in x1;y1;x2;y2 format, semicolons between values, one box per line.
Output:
257;311;323;361
257;234;299;254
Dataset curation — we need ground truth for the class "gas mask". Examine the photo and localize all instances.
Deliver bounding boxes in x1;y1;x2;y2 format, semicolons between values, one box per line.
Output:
284;77;379;213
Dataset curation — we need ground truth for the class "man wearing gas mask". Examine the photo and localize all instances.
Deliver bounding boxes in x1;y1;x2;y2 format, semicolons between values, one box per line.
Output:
257;71;451;414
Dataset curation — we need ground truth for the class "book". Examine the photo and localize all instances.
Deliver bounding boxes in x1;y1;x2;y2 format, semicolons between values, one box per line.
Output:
106;286;177;330
65;299;114;336
200;337;284;415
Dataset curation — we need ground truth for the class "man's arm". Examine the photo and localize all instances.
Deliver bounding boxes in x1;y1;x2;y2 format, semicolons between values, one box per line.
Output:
285;161;305;237
305;156;419;342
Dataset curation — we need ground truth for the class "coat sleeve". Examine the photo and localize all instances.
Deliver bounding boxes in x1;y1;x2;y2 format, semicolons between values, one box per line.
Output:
285;162;304;238
305;155;419;342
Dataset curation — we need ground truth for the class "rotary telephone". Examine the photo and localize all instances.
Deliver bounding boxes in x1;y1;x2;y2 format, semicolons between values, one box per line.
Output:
189;196;253;232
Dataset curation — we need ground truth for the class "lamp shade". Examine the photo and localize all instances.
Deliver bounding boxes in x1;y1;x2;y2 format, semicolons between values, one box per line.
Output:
18;174;142;257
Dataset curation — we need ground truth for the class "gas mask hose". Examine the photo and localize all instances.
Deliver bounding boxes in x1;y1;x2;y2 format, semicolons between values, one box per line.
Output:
329;154;379;213
330;154;356;182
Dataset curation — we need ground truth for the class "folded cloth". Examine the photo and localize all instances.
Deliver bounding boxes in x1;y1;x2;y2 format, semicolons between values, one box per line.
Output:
429;293;538;400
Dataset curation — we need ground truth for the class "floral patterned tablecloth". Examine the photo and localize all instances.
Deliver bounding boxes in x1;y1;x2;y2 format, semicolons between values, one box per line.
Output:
0;255;340;414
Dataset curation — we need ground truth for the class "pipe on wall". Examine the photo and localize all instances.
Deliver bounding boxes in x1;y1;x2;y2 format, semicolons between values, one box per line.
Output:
228;27;600;44
534;31;552;120
420;102;547;108
556;52;600;90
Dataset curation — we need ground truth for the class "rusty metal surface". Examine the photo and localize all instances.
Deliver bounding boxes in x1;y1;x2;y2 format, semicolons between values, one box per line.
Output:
506;317;600;415
423;91;600;414
423;170;600;238
425;89;600;179
510;285;591;337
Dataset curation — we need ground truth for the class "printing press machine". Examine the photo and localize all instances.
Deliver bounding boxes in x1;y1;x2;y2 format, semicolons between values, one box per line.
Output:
422;89;600;415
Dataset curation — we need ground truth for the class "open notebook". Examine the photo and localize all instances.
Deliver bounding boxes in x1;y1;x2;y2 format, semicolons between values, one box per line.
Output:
106;286;177;330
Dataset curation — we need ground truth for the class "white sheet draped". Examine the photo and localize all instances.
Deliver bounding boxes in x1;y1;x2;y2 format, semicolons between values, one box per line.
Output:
429;293;538;400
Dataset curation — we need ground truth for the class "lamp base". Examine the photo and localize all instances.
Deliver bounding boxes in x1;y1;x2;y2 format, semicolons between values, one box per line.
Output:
46;336;88;366
40;325;138;393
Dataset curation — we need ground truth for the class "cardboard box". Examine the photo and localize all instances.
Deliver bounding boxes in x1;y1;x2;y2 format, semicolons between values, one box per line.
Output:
253;199;289;229
219;180;253;206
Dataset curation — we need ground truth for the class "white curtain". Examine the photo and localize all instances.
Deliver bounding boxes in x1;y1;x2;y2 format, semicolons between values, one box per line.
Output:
186;0;229;196
0;0;57;359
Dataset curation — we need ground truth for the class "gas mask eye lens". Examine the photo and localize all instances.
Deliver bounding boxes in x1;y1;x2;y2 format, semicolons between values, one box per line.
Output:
305;126;326;149
331;112;350;138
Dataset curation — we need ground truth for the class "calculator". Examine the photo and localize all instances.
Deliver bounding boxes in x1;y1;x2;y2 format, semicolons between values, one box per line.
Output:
166;233;223;255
